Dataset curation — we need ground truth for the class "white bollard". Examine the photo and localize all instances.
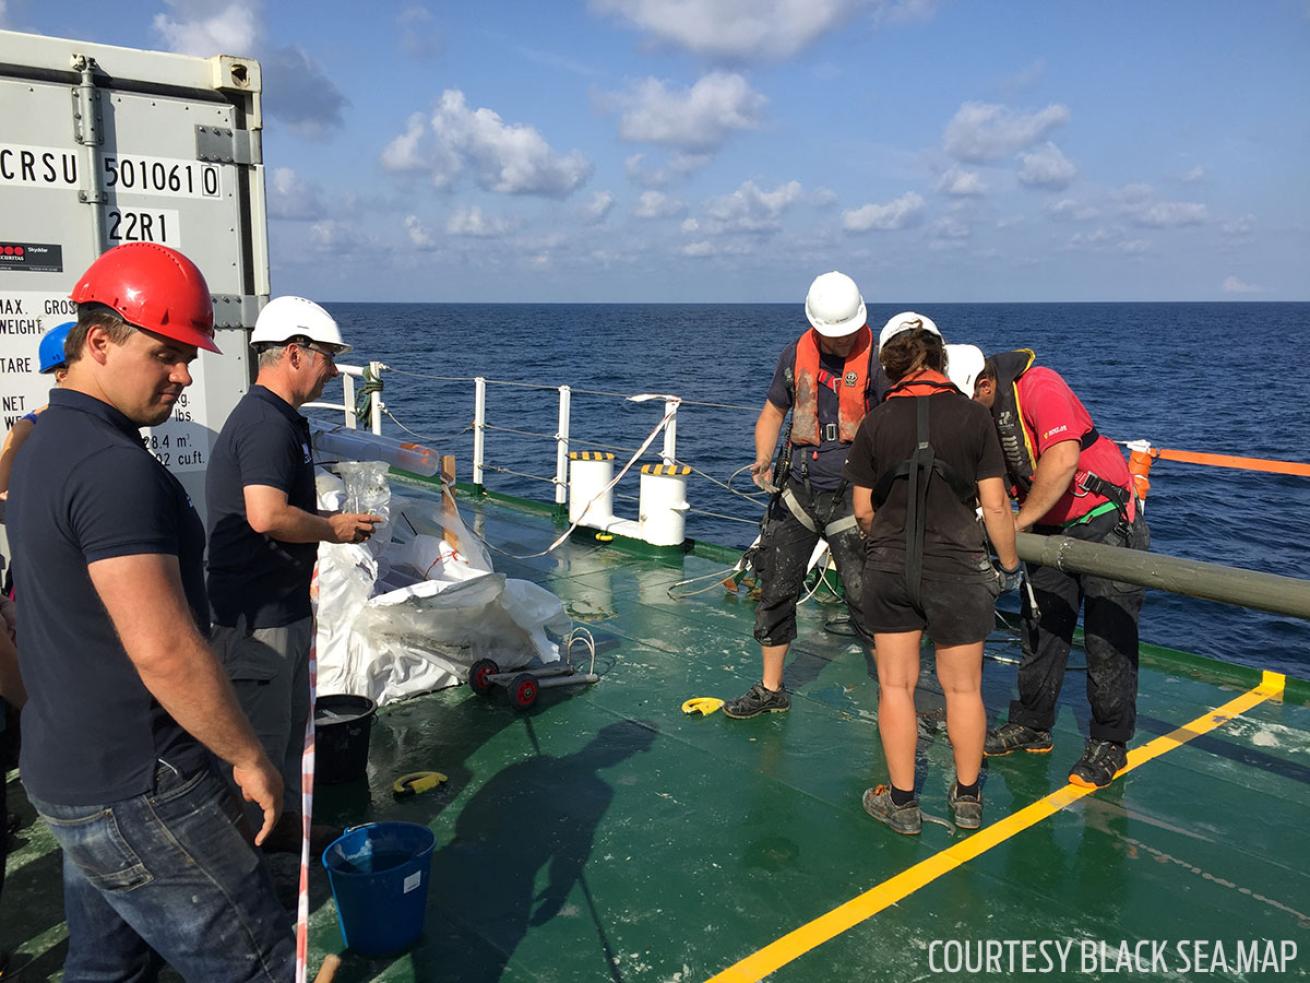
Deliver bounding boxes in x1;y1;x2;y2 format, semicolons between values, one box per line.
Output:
569;452;616;527
638;464;690;547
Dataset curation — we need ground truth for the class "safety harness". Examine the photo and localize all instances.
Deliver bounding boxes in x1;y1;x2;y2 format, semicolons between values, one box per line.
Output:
871;370;976;607
790;326;873;447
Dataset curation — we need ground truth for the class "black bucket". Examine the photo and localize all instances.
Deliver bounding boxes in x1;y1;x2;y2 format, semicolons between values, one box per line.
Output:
315;694;377;785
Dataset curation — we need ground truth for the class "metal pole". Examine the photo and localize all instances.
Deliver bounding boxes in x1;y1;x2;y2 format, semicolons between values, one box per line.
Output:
1017;532;1310;620
341;373;356;430
661;398;679;466
473;376;486;491
368;361;384;436
555;385;570;510
72;55;106;255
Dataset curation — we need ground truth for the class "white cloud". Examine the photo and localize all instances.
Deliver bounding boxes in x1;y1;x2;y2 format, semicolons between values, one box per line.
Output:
308;220;352;252
625;151;712;188
1046;198;1098;221
381;90;592;197
1068;227;1115;249
943;101;1070;163
1114;182;1154;204
153;0;258;55
937;166;986;197
446;205;513;237
267;167;325;220
403;214;437;249
680;239;751;257
1222;275;1262;294
614;73;765;152
398;5;440;58
681;217;700;233
592;0;861;60
1016;141;1077;190
1117;238;1149;255
842;191;925;232
931;216;970;240
1181;164;1206;183
582;191;615;223
633;190;686;219
700;179;803;234
811;186;838;206
1129;200;1208;228
1221;214;1255;238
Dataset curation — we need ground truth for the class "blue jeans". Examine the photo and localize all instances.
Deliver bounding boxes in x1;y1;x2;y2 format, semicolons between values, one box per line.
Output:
29;761;293;982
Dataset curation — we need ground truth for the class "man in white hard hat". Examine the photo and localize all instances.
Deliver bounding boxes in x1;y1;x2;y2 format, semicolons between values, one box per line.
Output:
724;272;879;718
206;296;381;850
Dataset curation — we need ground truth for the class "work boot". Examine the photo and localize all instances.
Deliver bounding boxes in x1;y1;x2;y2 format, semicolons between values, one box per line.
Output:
948;784;983;830
723;682;790;719
984;721;1053;757
1068;739;1129;789
861;785;921;836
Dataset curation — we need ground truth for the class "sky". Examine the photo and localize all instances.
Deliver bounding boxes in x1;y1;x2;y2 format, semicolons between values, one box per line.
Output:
4;0;1308;302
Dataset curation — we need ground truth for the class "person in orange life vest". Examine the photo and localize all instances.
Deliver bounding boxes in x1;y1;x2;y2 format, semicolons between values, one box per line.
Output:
724;271;879;719
972;351;1149;789
843;318;1019;834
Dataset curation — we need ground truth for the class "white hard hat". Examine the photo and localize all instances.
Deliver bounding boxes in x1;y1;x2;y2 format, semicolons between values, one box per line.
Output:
945;343;985;397
251;296;351;354
878;311;941;352
805;271;867;338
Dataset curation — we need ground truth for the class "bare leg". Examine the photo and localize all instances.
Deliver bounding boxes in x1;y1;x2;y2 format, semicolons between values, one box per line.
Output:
761;643;789;691
873;631;922;792
935;641;986;786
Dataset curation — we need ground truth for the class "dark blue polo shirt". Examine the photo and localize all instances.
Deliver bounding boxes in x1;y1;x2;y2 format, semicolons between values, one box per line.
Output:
766;339;883;490
6;388;208;806
206;385;318;629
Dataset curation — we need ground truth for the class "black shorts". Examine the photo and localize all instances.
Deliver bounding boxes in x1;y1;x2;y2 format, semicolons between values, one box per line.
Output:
862;568;998;647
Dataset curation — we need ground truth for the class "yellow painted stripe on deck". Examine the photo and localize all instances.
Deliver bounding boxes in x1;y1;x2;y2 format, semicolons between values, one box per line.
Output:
706;670;1286;983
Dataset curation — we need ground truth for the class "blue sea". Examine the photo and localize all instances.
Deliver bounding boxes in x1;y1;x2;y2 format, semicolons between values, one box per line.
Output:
327;302;1310;678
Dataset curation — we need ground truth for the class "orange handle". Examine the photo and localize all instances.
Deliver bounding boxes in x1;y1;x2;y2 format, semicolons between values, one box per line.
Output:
1153;447;1310;478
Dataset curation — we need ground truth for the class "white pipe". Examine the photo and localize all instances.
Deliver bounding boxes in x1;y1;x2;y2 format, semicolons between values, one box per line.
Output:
555;386;570;508
473;376;486;487
569;456;614;527
639;468;690;546
662;403;678;466
368;360;384;436
341;373;357;430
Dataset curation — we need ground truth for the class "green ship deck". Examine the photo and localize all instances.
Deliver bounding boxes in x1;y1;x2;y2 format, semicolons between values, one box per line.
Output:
3;487;1308;981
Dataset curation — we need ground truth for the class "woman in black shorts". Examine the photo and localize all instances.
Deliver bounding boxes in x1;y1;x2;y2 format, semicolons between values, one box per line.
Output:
843;314;1020;834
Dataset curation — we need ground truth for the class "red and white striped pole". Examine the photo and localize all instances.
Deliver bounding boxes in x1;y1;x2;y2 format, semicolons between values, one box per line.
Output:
294;565;319;983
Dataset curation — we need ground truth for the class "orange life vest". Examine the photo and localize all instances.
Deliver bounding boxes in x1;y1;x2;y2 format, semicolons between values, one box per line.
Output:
791;325;872;446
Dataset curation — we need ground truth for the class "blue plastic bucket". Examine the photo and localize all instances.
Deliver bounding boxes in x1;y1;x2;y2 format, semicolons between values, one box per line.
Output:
322;821;435;956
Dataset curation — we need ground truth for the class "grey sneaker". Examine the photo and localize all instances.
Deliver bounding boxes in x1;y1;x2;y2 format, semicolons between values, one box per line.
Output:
723;682;790;719
861;785;922;836
984;721;1054;757
1068;739;1128;789
948;784;983;830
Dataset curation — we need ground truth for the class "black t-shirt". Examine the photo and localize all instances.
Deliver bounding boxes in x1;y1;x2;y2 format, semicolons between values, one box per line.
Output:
206;385;318;629
843;391;1006;580
7;388;208;805
766;339;880;491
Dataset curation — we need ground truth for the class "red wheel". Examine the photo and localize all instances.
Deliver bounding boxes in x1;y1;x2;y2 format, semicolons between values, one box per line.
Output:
509;673;539;710
469;659;500;696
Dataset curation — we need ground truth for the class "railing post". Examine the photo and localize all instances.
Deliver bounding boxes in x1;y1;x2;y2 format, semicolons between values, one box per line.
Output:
368;361;384;436
661;398;679;466
341;372;357;430
555;385;571;518
473;376;486;492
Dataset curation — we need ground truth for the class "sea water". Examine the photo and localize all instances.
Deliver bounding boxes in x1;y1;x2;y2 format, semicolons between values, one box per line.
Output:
328;301;1310;677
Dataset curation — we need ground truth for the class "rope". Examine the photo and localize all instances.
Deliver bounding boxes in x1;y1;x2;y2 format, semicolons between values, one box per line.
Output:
484;423;559;441
353;365;384;424
293;567;320;983
686;506;761;526
382;407;451;443
483;464;556;484
384;368;476;384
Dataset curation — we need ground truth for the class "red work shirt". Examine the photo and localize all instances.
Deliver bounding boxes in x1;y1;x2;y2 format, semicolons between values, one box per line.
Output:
1017;366;1135;527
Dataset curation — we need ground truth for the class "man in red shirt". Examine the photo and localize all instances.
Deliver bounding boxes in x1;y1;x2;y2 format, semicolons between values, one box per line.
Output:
972;351;1149;788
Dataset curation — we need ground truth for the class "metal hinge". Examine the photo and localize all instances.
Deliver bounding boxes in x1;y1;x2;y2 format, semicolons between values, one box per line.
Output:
70;55;104;146
195;125;262;166
211;294;264;330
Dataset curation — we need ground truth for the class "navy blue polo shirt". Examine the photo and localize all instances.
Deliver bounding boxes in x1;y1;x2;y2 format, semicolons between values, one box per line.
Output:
766;339;882;491
206;385;318;629
6;388;208;806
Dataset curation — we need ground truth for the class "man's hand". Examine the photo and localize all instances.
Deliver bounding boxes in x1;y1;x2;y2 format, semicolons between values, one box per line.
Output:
232;753;284;846
749;457;776;492
327;512;383;544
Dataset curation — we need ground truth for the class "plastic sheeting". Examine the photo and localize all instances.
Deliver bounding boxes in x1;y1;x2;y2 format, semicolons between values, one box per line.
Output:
314;469;568;706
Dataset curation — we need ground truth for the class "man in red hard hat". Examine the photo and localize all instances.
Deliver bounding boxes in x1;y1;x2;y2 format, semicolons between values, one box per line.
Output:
6;244;293;980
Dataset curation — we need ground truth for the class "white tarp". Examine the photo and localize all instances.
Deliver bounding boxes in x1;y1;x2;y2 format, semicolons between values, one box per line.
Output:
314;468;568;706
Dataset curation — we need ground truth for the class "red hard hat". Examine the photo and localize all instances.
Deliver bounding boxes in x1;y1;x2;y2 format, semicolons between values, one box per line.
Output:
70;243;220;353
